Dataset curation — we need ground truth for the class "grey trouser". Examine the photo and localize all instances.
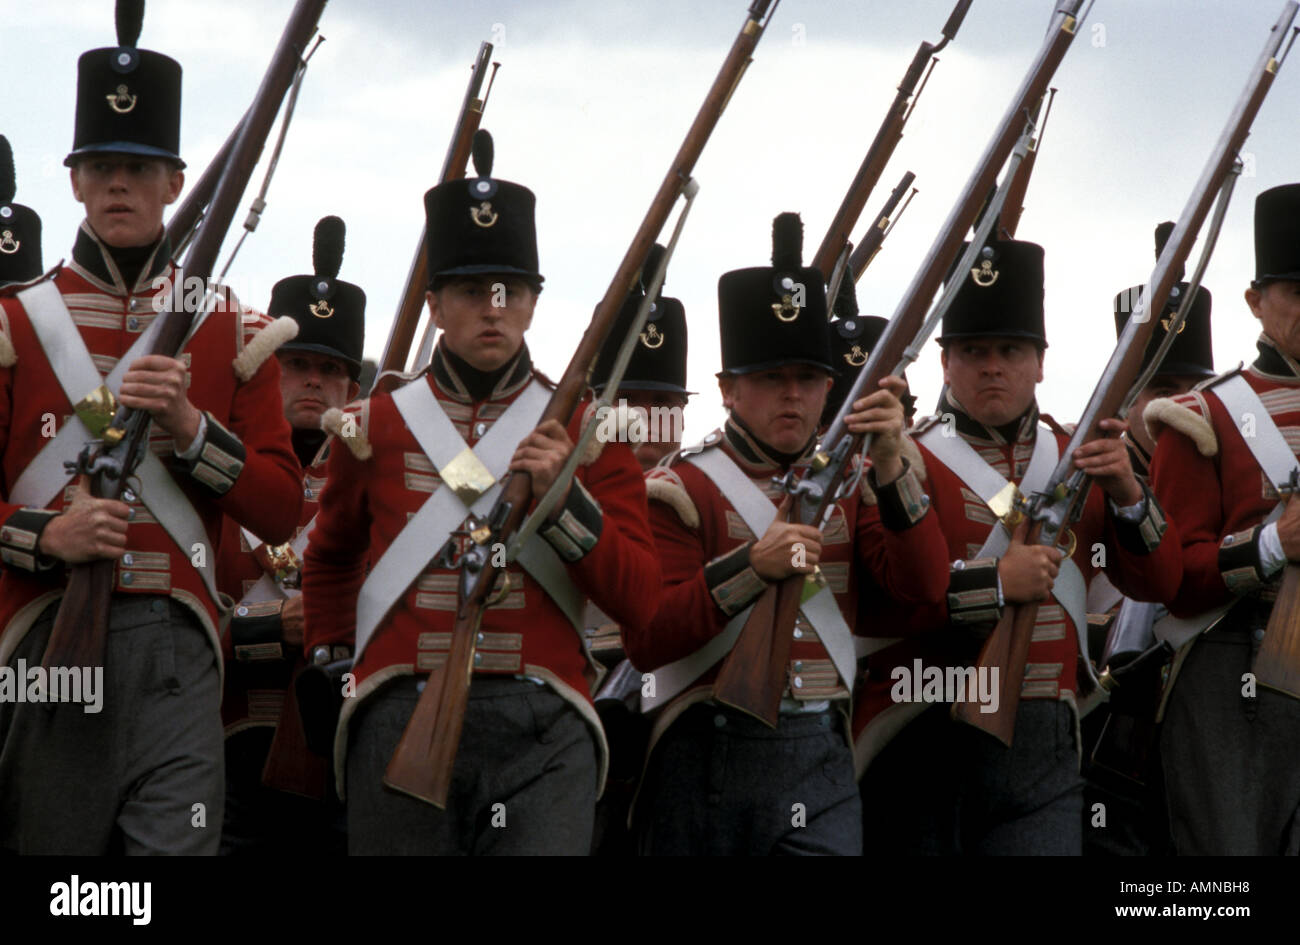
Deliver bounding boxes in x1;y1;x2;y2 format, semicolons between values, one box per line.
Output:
636;703;862;856
0;596;224;855
346;676;598;855
860;700;1083;855
1160;612;1300;855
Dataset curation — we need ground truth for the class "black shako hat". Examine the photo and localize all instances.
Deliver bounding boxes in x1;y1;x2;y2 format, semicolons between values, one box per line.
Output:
423;129;542;289
938;239;1047;346
0;135;43;285
1253;183;1300;285
591;244;691;395
719;212;832;375
269;216;366;381
1113;221;1214;379
65;1;184;168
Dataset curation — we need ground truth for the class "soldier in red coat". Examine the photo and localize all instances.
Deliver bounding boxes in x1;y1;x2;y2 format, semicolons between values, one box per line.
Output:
853;239;1181;855
0;7;301;854
217;217;364;855
1145;183;1300;854
1081;221;1216;857
302;131;661;855
584;246;692;855
626;212;949;856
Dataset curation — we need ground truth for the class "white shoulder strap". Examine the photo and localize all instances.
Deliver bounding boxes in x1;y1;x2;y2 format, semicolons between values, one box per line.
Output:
12;280;220;605
1211;374;1300;488
353;378;580;659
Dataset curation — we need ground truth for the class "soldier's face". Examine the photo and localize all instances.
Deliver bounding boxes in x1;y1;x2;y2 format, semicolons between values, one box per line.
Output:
1131;374;1201;456
1247;280;1300;360
277;351;359;431
720;366;831;456
619;389;688;471
941;337;1043;428
69;155;182;249
427;275;536;372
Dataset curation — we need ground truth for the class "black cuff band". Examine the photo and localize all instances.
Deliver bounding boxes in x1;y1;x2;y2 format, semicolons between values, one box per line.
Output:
871;459;930;531
1219;524;1267;595
0;508;61;573
948;557;1002;625
183;412;246;497
540;479;604;563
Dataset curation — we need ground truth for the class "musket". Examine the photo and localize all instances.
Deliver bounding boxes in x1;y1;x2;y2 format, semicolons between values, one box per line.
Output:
809;0;972;280
164;112;243;257
996;86;1055;240
711;0;1092;726
383;0;782;808
41;0;331;672
166;16;327;259
846;169;917;282
378;42;498;378
952;1;1299;745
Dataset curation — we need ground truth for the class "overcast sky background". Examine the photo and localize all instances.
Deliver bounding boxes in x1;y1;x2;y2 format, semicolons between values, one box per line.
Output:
4;0;1299;442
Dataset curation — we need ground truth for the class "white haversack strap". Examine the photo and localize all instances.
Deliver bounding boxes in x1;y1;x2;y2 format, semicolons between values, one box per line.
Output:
1211;375;1300;489
13;281;219;605
353;378;552;659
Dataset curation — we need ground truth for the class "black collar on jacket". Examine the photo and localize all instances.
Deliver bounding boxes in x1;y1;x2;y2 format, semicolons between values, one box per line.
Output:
430;340;533;404
723;412;814;473
1252;333;1300;383
938;388;1040;447
70;220;171;295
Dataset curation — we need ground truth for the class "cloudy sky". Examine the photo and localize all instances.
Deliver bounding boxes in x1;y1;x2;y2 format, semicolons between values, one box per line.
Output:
5;0;1298;441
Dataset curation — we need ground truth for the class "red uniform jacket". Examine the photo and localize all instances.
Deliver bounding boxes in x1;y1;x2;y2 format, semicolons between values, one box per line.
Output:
302;343;661;790
851;397;1181;770
1147;336;1298;616
0;223;301;665
627;416;950;738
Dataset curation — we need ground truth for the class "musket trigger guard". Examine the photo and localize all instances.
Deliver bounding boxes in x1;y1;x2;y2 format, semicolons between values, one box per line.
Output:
485;569;512;606
1059;528;1077;559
